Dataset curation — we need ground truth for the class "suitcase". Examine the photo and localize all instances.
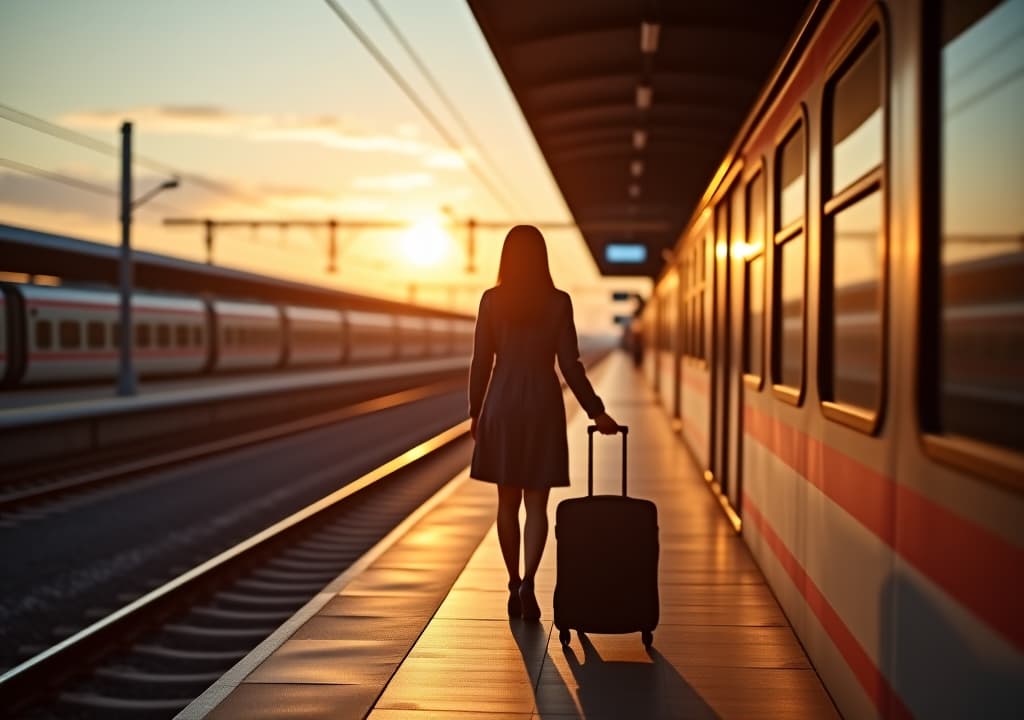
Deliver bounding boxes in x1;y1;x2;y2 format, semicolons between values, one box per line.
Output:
554;425;659;647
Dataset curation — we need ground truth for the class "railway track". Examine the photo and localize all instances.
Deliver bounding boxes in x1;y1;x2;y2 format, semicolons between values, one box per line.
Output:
2;419;474;718
1;349;611;717
0;370;465;518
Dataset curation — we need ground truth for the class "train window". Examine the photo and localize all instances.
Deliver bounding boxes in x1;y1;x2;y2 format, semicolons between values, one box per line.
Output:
193;326;202;346
772;117;807;401
224;327;234;346
59;321;81;349
773;237;805;391
681;228;708;361
821;25;885;429
175;324;188;347
831;35;883;192
36;320;53;350
86;321;106;349
111;322;120;348
744;170;766;384
777;123;805;229
157;324;171;348
136;324;151;348
924;0;1024;473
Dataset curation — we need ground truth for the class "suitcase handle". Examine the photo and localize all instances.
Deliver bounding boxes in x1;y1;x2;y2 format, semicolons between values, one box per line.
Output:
587;424;629;496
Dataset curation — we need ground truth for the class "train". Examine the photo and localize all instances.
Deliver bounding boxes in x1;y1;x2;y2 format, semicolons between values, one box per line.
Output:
0;282;475;387
636;0;1023;718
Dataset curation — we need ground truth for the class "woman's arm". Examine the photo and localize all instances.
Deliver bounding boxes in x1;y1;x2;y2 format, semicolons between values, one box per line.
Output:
468;291;495;429
556;294;606;419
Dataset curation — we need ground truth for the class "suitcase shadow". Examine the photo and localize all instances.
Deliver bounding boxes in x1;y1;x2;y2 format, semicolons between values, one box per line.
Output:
511;621;719;719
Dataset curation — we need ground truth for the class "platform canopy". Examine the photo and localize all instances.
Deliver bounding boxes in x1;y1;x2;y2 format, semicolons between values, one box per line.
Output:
469;0;811;277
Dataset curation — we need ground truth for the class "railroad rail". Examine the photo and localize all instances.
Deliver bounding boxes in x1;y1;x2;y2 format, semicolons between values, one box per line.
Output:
0;419;473;717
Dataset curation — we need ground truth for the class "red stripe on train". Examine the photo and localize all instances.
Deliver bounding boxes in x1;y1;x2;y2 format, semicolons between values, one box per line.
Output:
744;497;914;719
744;403;1024;652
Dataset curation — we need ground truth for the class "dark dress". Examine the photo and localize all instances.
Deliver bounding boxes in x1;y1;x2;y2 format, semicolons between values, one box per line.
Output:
469;287;605;488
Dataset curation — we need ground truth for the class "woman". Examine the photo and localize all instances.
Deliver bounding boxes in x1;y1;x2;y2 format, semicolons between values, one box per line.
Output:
469;224;619;621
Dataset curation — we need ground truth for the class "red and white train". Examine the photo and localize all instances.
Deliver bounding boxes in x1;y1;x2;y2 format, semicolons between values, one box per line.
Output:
639;1;1022;717
0;283;475;387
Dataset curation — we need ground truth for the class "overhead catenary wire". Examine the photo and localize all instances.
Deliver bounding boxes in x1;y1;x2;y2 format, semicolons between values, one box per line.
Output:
0;156;117;198
320;0;517;217
0;102;267;208
365;0;530;216
0;156;185;214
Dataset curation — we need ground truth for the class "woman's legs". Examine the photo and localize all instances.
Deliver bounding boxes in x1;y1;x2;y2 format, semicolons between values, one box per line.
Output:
522;488;551;582
496;485;523;584
517;488;550;621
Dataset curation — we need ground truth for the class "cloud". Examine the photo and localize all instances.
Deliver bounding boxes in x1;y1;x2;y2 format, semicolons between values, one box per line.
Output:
60;106;467;168
352;173;434;191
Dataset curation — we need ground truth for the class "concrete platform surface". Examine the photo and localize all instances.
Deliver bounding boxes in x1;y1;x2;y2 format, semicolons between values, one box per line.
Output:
179;352;839;719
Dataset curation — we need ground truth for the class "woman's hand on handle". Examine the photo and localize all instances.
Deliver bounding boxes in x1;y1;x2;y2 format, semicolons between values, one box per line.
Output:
593;411;619;435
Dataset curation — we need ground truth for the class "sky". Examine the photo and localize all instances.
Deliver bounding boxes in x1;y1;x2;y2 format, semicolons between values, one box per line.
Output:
0;0;650;332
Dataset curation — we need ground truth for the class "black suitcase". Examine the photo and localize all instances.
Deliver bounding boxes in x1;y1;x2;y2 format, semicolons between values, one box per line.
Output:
554;425;659;647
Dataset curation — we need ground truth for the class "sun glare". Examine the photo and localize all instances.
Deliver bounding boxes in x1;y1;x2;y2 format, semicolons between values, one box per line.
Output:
399;219;452;268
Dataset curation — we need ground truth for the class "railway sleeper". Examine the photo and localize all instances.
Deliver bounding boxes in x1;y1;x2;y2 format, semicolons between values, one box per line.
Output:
58;690;191;716
189;604;293;625
212;590;314;609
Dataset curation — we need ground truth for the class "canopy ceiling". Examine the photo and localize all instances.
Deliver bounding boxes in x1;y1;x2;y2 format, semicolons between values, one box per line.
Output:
469;0;812;276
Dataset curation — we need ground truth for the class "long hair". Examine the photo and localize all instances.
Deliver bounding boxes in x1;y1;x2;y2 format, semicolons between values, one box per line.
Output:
495;225;555;320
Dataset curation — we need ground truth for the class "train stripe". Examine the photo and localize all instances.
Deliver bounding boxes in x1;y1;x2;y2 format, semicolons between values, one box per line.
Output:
744;403;1024;653
744;496;914;720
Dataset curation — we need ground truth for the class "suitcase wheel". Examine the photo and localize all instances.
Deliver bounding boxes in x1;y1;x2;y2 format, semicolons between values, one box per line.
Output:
642;630;654;648
559;629;571;646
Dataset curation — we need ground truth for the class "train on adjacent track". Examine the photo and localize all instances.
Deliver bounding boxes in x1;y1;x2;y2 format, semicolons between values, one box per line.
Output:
0;282;474;387
637;0;1022;717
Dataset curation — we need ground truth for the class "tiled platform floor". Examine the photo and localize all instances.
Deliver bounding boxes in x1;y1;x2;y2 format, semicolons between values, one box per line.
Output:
182;352;839;719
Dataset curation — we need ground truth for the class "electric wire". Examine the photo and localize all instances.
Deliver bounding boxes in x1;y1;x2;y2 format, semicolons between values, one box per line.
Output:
365;0;530;215
320;0;517;216
0;156;184;214
0;103;266;208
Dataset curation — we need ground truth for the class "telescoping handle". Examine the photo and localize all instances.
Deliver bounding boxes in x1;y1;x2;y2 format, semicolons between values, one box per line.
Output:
587;424;629;497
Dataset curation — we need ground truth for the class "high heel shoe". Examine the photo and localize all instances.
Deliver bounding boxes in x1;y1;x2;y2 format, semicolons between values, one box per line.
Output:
519;577;540;621
507;578;522;618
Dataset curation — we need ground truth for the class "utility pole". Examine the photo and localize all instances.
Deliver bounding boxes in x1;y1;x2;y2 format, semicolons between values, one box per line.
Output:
116;123;179;397
117;122;135;396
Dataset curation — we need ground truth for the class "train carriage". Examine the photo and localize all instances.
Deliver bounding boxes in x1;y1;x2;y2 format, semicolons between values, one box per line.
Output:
395;315;429;359
641;0;1024;716
13;285;208;385
452;318;475;356
283;306;344;367
211;300;284;372
345;310;397;363
426;317;453;357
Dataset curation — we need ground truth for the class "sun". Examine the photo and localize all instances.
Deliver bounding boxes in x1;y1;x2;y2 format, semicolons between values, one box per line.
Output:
399;219;453;268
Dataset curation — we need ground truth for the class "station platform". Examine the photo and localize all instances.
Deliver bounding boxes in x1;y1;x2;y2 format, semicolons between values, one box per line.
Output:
178;352;838;719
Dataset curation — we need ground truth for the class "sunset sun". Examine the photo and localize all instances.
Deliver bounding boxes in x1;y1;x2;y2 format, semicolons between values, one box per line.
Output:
399;219;453;268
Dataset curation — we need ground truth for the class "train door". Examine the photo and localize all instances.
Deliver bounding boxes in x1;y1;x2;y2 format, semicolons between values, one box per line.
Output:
710;199;731;500
726;186;746;513
710;180;745;515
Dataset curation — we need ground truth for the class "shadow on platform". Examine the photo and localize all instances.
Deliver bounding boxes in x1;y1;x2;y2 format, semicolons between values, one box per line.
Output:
512;620;719;719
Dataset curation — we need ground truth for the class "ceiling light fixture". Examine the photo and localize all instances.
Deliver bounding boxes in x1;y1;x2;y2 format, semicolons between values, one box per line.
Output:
636;84;653;110
640;21;661;54
629;183;641;199
630;160;644;177
632;129;647;150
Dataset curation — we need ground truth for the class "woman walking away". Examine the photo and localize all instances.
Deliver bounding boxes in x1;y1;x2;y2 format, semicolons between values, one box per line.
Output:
469;224;619;622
